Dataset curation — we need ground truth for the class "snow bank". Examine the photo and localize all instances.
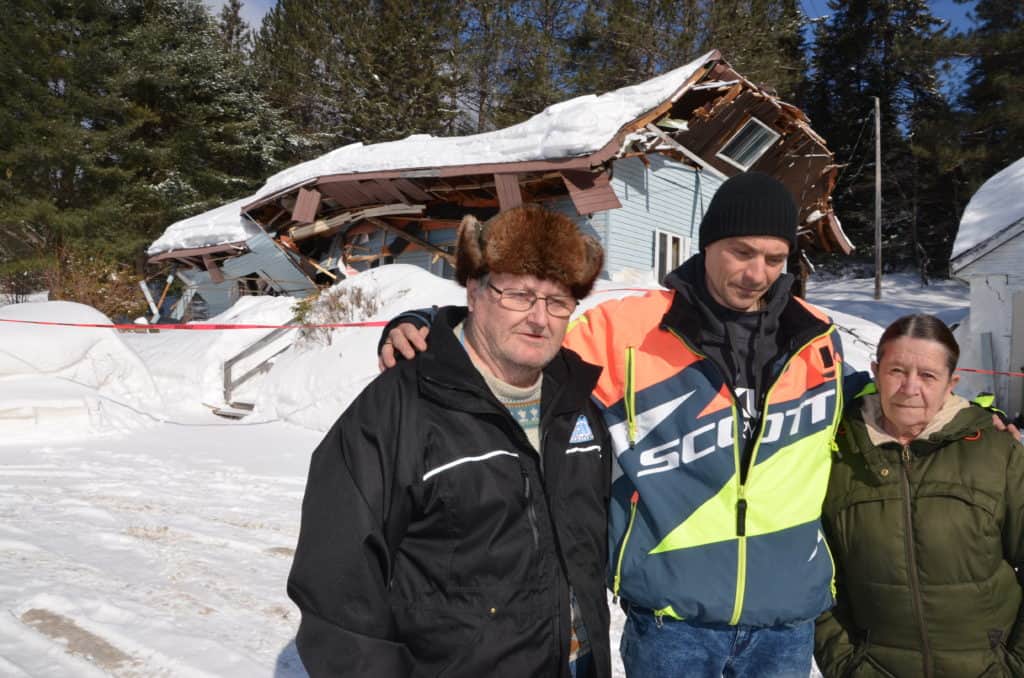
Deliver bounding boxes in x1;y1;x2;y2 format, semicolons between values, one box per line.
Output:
952;156;1024;260
123;295;299;416
0;302;162;442
253;265;467;431
0;270;972;437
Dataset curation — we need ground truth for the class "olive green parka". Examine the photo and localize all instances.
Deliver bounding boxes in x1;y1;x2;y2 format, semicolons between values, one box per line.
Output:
815;391;1024;677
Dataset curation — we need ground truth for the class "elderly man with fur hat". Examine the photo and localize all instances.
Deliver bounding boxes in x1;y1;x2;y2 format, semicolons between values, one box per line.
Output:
380;172;847;677
288;205;613;678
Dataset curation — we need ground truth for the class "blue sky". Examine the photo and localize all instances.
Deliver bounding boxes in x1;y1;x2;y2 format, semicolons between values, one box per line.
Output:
924;0;976;34
204;0;274;30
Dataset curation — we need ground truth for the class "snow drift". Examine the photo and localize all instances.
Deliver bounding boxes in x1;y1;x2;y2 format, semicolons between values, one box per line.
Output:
0;302;162;442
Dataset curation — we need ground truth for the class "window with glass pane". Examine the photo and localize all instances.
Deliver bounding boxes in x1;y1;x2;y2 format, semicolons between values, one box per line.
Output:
716;118;780;171
655;230;690;284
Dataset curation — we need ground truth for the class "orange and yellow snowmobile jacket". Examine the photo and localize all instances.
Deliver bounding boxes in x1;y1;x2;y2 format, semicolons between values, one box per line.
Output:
564;259;844;627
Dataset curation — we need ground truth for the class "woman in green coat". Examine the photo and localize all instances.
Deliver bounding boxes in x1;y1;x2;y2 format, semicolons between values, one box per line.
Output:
815;314;1024;677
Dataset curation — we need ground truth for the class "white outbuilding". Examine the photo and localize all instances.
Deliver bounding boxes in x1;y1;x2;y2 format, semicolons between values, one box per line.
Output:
950;157;1024;419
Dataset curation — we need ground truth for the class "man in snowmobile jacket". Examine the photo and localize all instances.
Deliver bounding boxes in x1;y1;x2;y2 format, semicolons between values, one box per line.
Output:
562;172;843;676
288;205;613;678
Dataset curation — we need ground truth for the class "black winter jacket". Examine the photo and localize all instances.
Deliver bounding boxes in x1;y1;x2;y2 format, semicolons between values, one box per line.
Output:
288;306;613;678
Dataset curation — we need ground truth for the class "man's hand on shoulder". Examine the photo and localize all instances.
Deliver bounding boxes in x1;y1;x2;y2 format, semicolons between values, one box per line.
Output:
378;324;431;371
993;414;1023;443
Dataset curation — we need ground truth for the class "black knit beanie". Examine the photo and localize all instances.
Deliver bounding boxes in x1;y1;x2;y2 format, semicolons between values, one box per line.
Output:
698;171;799;252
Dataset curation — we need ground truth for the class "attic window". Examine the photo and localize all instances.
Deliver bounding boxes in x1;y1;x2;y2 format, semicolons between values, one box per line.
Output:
716;118;780;171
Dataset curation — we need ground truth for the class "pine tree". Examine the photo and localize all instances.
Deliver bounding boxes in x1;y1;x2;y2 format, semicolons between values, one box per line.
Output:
453;0;520;132
114;0;299;239
0;0;299;311
701;0;808;102
0;0;136;260
219;0;252;54
252;0;351;151
353;0;463;142
475;0;580;128
806;0;951;275
568;0;701;96
958;0;1024;189
253;0;461;151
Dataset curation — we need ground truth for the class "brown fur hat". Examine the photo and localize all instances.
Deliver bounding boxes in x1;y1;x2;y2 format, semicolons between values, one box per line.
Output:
455;205;604;299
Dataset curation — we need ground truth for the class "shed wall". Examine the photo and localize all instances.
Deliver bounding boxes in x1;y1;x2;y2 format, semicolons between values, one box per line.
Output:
955;230;1024;284
954;233;1024;418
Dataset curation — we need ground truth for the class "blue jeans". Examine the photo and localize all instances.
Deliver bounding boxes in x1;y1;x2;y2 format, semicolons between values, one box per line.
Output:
620;606;814;677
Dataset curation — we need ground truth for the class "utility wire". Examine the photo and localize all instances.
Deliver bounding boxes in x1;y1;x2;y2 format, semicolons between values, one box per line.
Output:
836;108;874;186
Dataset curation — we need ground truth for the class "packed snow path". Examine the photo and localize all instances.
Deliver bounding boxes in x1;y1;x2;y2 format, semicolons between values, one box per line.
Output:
0;420;322;677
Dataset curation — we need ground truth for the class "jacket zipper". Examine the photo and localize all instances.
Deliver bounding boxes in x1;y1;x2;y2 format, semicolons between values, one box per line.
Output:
612;490;640;600
520;466;540;550
730;484;748;625
728;400;748;625
899;445;932;677
625;346;637;446
615;347;637;601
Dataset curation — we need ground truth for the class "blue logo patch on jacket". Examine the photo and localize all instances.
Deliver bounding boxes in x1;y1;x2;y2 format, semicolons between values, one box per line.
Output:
569;415;595;443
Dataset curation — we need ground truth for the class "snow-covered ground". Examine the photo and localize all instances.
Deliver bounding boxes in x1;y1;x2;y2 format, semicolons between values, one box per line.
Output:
0;267;970;677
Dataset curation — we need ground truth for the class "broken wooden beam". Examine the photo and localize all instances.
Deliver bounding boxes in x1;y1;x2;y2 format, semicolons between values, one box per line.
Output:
288;203;425;242
365;217;456;265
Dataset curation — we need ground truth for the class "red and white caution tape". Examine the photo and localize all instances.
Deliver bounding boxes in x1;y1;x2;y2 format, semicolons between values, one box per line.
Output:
0;318;387;331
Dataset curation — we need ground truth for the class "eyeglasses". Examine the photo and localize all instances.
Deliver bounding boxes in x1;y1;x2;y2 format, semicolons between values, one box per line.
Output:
487;282;578;318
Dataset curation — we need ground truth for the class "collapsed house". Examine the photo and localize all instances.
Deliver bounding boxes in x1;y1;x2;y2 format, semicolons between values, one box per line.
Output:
145;49;852;321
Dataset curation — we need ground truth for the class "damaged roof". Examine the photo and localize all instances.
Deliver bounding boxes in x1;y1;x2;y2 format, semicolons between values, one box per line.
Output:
148;49;851;267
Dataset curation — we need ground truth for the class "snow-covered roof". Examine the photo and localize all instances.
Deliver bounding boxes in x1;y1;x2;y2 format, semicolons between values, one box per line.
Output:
147;196;264;255
256;52;713;200
148;52;713;256
951;156;1024;262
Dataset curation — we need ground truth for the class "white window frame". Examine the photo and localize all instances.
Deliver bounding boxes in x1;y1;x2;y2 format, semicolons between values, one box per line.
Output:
654;229;689;283
715;117;781;171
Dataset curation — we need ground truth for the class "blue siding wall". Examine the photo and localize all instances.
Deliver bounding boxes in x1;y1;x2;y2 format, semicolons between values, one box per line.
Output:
603;156;722;278
546;195;608;275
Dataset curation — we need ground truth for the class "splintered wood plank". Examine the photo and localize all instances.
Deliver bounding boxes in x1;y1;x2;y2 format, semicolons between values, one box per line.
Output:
291;187;321;224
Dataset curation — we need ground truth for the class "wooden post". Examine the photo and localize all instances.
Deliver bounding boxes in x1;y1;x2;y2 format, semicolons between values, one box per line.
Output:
874;96;882;301
155;269;176;310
